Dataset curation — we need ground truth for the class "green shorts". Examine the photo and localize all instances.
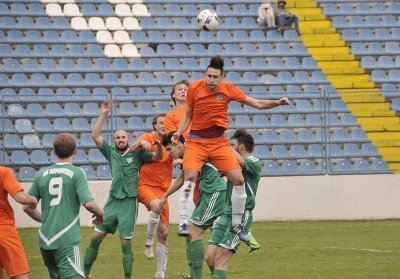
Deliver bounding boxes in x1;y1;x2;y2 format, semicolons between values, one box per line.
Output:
190;190;226;231
95;197;138;239
40;244;84;279
208;210;253;253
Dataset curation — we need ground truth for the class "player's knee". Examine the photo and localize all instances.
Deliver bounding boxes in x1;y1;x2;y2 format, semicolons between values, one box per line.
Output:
184;169;198;182
204;251;215;267
157;226;168;243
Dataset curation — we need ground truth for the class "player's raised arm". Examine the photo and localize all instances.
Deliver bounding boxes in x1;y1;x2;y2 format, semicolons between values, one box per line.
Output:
173;104;192;142
159;171;184;210
230;146;245;168
243;96;289;110
151;140;163;161
92;100;111;147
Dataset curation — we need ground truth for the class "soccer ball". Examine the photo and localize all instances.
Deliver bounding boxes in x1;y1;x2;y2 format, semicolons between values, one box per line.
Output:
197;9;218;32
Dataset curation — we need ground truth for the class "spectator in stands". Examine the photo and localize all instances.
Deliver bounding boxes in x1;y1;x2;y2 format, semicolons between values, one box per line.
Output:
274;0;300;35
257;1;276;29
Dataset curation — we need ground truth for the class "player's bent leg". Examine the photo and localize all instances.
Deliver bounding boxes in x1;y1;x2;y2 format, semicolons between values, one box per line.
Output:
120;239;133;279
83;232;106;278
212;248;232;279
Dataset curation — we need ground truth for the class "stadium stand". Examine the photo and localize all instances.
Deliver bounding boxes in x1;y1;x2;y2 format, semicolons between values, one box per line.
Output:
0;0;396;180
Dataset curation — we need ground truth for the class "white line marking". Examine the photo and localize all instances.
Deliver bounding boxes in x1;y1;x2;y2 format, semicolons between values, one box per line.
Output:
324;246;394;253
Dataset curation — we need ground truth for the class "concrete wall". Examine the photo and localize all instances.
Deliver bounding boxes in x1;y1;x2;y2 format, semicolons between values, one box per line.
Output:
10;174;400;228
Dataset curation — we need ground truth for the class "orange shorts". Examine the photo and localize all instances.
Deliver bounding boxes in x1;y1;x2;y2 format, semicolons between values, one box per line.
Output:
0;225;29;279
138;185;169;225
183;136;241;175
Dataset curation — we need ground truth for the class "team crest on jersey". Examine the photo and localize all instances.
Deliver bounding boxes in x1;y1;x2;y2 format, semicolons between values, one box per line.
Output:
216;93;223;100
126;157;133;163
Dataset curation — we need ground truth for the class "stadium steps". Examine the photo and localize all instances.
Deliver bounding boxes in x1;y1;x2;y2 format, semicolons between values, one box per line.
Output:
283;0;399;173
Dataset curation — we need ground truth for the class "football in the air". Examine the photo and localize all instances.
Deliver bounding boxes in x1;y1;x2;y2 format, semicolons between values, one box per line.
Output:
197;9;218;31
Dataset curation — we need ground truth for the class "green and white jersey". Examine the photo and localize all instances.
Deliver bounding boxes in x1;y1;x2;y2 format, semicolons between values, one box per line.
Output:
224;156;262;214
199;162;227;194
29;163;94;250
100;140;153;199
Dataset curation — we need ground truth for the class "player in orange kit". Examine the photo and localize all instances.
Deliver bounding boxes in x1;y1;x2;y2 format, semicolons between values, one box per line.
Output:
137;114;173;279
172;56;289;240
0;166;37;279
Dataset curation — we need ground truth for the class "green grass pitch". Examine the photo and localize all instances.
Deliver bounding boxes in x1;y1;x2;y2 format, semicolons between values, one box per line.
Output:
8;220;400;279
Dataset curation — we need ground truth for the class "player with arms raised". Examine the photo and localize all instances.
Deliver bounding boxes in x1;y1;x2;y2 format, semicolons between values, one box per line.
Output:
172;56;289;239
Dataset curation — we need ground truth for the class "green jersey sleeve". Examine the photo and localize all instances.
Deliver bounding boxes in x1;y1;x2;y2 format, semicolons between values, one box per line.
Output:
28;170;42;201
139;150;154;164
243;157;262;177
99;139;112;161
74;167;94;204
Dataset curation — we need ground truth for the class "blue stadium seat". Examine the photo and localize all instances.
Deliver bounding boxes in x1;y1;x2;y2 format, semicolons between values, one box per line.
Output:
371;159;389;171
82;165;96;180
31;150;50;165
97;164;111;179
262;130;279;144
254;145;269;159
308;144;323;157
19;167;36;182
344;143;360;156
20;88;36;102
54;118;72;132
282;160;299;173
128;117;145;130
335;159;353;172
5;134;23;149
288;114;305;127
23;134;41;149
263;161;281;174
354;159;370;171
300;160;319;173
271;145;288;158
35;118;53;133
15;119;34;133
12;150;30;165
0;150;11;166
42;133;55;149
72;118;91;132
78;133;95;148
46;103;64;117
89;149;107;164
83;103;100;116
0;119;14;133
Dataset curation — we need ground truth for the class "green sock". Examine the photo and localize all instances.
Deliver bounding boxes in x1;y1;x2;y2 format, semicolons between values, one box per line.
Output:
208;265;214;275
190;239;204;279
121;242;133;279
84;237;103;277
185;237;192;277
212;269;227;279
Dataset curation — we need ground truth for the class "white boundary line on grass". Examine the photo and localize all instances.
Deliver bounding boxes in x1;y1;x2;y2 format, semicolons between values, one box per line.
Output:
324;246;394;253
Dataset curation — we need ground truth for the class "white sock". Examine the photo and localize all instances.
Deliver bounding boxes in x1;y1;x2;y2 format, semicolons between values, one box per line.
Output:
156;242;168;277
146;212;160;246
179;181;195;227
231;184;247;226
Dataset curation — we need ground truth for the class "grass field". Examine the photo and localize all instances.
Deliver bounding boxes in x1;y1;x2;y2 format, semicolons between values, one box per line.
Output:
8;220;400;279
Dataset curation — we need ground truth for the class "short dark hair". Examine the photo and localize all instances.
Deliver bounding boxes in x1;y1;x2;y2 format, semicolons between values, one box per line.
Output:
171;80;190;105
152;113;166;131
161;131;185;146
53;133;76;159
207;56;224;75
230;129;254;153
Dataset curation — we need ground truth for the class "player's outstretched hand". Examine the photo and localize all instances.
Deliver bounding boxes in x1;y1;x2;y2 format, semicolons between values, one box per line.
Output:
101;100;112;115
153;139;162;146
172;158;183;167
140;140;152;151
278;97;290;105
92;212;104;225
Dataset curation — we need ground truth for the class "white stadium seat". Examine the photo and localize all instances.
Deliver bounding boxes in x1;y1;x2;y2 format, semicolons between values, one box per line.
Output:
71;17;89;30
114;30;132;43
132;4;149;16
46;3;63;16
123;17;141;30
64;3;82;16
106;17;123;30
88;17;106;30
104;44;123;57
115;4;133;16
122;44;139;57
96;30;114;43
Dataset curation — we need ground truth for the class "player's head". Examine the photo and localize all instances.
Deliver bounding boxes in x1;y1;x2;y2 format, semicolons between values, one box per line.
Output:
53;133;77;159
113;130;130;152
230;129;254;154
205;56;224;91
161;131;185;159
171;80;190;105
152;113;166;134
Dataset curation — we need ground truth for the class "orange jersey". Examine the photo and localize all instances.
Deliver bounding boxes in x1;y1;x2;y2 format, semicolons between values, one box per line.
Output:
187;80;247;131
0;167;23;226
164;107;190;139
138;132;173;190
